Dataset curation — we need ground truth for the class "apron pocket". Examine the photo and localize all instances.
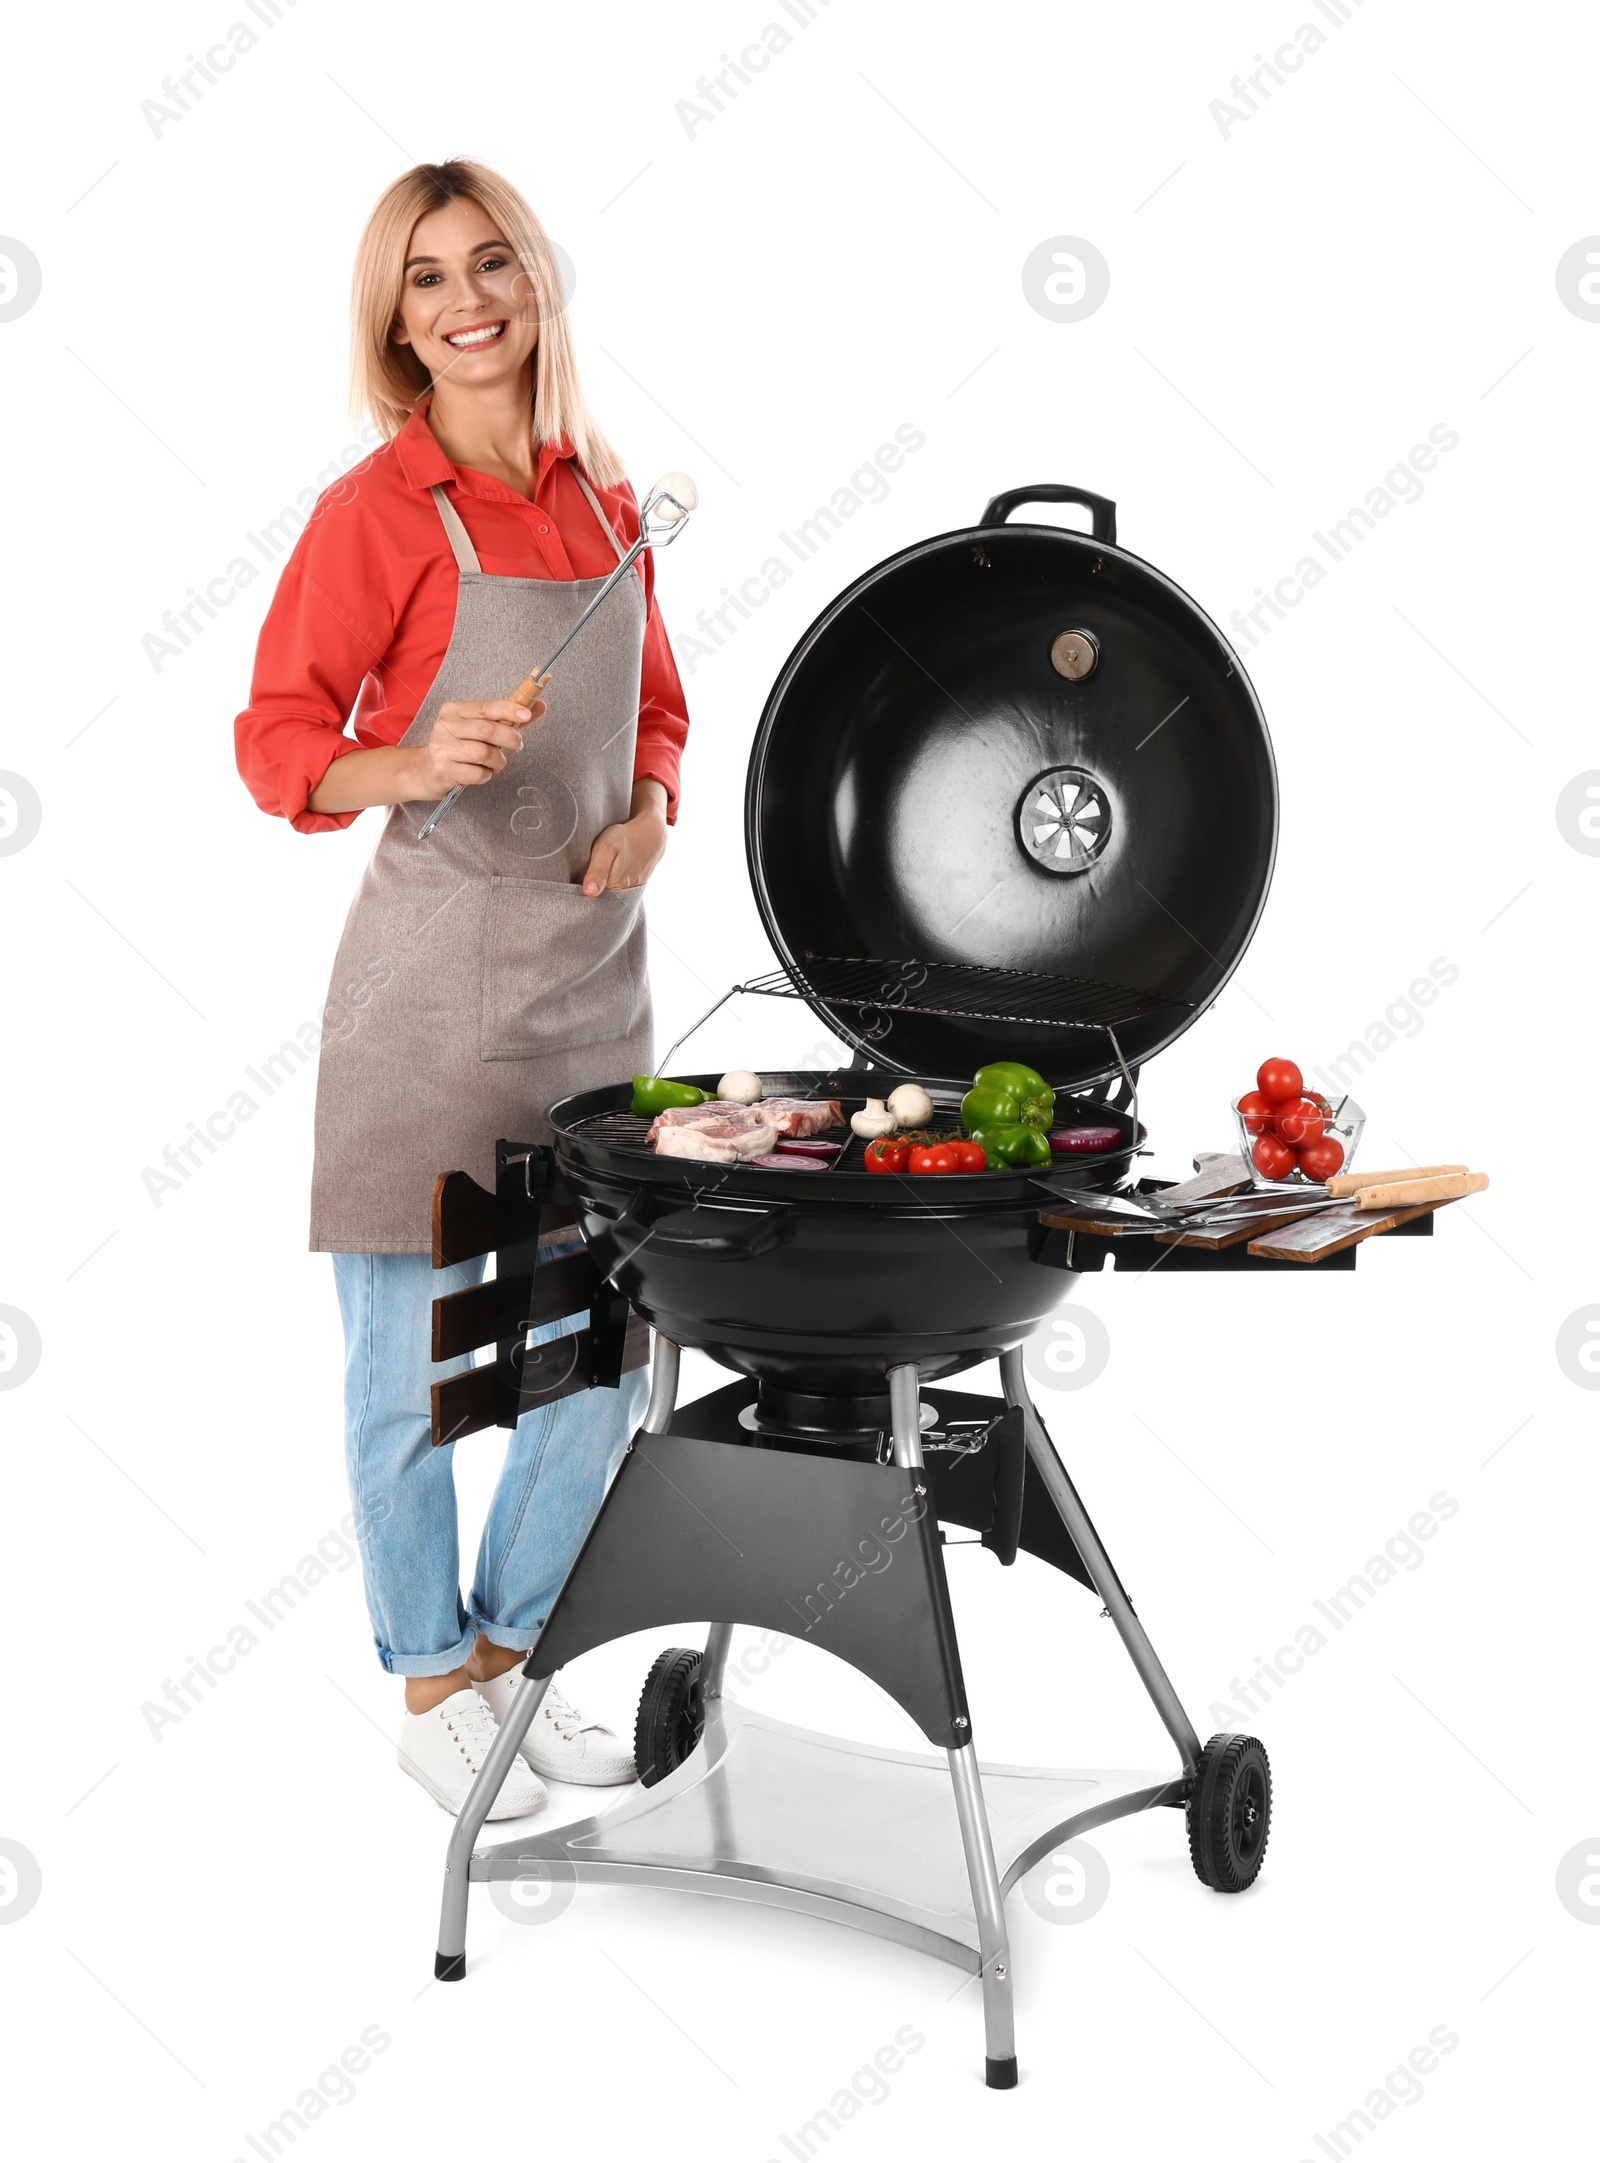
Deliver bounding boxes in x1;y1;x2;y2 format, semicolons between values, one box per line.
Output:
481;876;643;1063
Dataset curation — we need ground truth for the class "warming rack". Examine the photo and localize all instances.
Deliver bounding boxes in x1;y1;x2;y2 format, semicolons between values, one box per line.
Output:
653;953;1195;1104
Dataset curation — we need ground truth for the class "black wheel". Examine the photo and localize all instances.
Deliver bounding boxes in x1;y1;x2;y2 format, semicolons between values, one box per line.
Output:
634;1647;705;1789
1187;1734;1271;1892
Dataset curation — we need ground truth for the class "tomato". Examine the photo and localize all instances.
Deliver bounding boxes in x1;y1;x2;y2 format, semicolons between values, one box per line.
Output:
1236;1089;1275;1136
863;1136;912;1174
1295;1135;1345;1183
1256;1057;1303;1105
1252;1133;1296;1181
909;1143;960;1174
1275;1097;1327;1147
949;1139;987;1172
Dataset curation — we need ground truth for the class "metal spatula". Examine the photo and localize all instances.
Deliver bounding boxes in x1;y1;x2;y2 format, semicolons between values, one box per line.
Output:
415;472;697;840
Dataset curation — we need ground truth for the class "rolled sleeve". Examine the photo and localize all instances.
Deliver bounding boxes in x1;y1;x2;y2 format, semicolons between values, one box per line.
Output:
234;515;395;834
632;518;690;822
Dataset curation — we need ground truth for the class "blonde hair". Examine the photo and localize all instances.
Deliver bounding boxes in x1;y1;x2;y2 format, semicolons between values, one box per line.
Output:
349;158;624;486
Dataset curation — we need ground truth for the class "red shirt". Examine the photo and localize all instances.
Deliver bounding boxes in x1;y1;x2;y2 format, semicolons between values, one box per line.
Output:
234;402;689;834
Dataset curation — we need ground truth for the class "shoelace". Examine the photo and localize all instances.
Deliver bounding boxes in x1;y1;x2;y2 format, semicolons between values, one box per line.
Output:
442;1695;501;1767
487;1669;609;1742
540;1684;607;1741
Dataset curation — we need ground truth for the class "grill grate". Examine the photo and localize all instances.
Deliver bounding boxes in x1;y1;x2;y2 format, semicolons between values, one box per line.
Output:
574;1106;682;1149
568;1101;863;1164
753;954;1191;1032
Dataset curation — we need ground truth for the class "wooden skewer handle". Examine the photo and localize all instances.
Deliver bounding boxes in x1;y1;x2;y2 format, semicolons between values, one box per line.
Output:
1347;1171;1487;1210
508;670;551;709
1324;1162;1467;1199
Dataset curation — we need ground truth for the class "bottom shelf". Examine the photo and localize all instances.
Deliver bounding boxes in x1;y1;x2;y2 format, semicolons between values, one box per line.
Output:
469;1699;1181;1969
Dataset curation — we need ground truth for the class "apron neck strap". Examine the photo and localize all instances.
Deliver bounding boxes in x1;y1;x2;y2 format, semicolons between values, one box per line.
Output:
570;468;630;566
429;485;481;574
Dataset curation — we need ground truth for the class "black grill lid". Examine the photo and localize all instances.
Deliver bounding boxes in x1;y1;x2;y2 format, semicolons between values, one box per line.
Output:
744;485;1277;1090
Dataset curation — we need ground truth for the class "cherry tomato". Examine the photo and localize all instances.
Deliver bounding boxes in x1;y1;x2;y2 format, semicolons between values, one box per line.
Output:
1252;1133;1296;1181
863;1136;912;1174
908;1143;960;1174
1256;1057;1303;1105
1275;1097;1327;1147
1236;1089;1275;1136
1295;1135;1345;1183
949;1139;987;1172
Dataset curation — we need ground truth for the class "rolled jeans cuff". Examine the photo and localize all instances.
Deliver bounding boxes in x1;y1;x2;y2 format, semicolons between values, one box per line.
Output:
465;1605;547;1654
378;1621;477;1679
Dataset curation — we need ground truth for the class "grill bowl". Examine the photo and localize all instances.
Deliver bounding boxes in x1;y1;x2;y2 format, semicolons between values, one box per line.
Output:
547;1071;1139;1397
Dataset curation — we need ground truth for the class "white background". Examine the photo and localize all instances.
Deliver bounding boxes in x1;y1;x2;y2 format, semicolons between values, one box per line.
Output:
1;1;1594;2156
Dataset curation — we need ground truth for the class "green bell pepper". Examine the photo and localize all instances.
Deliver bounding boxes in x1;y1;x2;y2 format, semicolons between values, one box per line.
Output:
961;1060;1054;1135
968;1122;1054;1170
631;1074;707;1117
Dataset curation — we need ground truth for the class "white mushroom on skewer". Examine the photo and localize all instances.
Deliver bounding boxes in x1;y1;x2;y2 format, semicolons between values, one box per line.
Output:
649;471;698;520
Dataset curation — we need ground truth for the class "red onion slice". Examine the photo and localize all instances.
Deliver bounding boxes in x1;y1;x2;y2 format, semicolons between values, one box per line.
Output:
748;1151;826;1169
773;1137;839;1156
1048;1125;1123;1155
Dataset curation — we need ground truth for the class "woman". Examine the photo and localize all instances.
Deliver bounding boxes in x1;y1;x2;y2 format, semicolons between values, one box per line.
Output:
235;160;688;1819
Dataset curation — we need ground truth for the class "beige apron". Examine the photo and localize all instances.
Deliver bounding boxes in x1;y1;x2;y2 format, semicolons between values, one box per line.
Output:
310;474;652;1252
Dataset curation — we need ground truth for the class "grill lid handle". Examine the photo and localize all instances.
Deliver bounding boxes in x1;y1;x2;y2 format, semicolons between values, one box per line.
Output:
978;484;1117;546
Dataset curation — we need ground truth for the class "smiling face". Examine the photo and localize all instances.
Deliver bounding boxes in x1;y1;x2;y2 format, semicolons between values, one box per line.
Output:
390;195;540;395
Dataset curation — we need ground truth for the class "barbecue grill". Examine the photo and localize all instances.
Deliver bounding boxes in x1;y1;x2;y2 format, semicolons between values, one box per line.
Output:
430;485;1295;2085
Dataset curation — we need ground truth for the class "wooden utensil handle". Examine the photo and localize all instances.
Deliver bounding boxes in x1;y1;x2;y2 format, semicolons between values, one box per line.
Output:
1349;1171;1487;1210
508;670;551;708
1324;1163;1467;1199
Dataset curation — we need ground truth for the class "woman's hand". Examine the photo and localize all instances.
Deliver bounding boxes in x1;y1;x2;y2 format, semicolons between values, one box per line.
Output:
408;697;546;795
305;695;547;816
581;779;670;896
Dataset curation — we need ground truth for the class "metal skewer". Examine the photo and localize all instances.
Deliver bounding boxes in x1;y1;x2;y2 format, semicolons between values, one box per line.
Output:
415;472;698;840
1048;1185;1348;1231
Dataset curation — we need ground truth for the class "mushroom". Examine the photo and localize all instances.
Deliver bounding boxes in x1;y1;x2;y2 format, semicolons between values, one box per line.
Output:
886;1084;934;1129
851;1098;899;1140
717;1070;763;1105
650;472;698;521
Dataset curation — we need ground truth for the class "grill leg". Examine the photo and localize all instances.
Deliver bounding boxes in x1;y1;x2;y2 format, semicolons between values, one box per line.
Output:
701;1623;734;1698
640;1332;680;1437
1000;1346;1202;1775
435;1673;550;1980
888;1361;1017;2089
439;1330;677;1979
948;1742;1017;2086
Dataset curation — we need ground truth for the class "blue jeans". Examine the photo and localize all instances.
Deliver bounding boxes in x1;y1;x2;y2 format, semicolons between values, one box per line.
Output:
332;1243;648;1677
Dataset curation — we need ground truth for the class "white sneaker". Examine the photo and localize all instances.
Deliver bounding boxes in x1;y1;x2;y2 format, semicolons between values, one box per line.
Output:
397;1688;548;1819
472;1670;636;1786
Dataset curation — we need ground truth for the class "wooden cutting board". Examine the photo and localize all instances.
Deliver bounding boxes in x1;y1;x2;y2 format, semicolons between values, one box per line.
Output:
1036;1203;1158;1237
1155;1200;1321;1250
1246;1195;1456;1262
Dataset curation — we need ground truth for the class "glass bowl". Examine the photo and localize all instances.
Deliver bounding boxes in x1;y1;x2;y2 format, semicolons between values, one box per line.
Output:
1232;1092;1365;1192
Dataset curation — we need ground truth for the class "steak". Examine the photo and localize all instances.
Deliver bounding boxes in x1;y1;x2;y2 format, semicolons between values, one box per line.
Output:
646;1100;738;1142
758;1097;845;1139
652;1108;778;1162
647;1096;843;1144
